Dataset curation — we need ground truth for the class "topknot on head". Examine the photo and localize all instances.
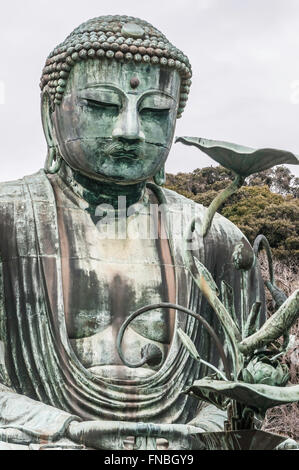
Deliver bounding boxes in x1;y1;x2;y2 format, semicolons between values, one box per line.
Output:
40;15;192;118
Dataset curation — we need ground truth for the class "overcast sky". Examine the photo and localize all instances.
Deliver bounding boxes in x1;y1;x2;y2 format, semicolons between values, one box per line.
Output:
1;0;299;182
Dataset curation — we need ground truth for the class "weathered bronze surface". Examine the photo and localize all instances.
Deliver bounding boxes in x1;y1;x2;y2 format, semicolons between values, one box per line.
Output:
0;15;298;450
191;430;286;451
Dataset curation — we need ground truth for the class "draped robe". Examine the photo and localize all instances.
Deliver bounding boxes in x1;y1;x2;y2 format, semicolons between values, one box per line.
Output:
0;170;265;448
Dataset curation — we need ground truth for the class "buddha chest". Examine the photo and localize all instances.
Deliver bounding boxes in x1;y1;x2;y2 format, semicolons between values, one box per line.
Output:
52;177;176;379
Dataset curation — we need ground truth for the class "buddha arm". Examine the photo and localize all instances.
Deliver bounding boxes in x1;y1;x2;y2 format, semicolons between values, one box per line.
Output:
0;383;81;447
0;250;81;447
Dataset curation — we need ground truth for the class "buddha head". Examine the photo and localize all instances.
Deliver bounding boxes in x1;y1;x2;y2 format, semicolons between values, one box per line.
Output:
40;15;192;185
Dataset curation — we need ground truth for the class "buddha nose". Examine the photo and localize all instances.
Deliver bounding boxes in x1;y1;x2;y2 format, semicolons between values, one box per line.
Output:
112;104;145;142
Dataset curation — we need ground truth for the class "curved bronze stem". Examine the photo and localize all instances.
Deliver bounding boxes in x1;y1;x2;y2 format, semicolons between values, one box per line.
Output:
253;235;274;285
116;302;231;380
201;175;245;238
253;234;288;309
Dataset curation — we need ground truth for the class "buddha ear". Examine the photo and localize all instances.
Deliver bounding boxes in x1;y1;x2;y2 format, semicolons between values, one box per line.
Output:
41;92;62;174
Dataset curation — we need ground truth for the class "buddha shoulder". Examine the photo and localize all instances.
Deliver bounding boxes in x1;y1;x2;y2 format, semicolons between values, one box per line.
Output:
0;171;48;242
0;170;51;205
0;177;25;203
0;177;24;227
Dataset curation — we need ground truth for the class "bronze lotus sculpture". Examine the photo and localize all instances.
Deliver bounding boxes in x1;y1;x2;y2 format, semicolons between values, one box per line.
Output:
0;15;298;450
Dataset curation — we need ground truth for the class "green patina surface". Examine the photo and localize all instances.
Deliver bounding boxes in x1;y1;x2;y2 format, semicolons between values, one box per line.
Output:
0;14;298;451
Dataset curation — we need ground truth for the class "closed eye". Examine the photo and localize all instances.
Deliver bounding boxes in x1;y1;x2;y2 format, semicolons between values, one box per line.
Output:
82;98;120;110
140;107;170;115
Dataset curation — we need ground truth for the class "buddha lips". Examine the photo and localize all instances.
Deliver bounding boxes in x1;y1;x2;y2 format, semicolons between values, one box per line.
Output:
104;141;145;160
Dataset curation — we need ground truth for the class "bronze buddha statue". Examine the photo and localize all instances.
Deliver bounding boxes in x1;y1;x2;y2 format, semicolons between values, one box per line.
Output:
0;15;297;451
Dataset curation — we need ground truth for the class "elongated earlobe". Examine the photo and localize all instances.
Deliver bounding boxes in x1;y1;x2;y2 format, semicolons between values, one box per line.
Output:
153;166;166;186
45;146;62;174
42;92;63;174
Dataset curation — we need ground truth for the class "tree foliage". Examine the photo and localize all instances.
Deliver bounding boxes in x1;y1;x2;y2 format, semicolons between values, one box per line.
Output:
166;166;299;259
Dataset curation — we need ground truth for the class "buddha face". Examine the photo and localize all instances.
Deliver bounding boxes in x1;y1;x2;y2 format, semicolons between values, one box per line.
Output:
49;59;181;184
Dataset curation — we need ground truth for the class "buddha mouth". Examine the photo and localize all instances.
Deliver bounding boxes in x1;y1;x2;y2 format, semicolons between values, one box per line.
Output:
87;364;156;381
104;141;145;160
109;151;143;160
